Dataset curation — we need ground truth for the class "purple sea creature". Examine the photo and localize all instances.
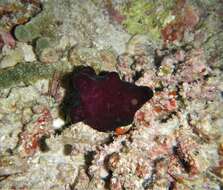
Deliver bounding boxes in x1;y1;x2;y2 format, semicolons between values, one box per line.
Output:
70;67;153;132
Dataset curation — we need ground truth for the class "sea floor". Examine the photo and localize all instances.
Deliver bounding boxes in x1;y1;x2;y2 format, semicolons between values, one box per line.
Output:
0;0;223;189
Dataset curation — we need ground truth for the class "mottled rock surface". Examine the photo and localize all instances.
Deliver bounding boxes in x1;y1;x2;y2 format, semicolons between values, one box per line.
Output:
0;0;223;189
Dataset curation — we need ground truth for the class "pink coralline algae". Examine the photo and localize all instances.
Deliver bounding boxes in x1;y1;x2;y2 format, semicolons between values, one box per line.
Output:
70;67;153;132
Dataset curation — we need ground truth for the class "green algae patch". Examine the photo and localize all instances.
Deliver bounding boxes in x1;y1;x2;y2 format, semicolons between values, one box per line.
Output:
14;1;57;42
35;37;51;55
122;0;175;43
15;24;40;42
0;62;71;89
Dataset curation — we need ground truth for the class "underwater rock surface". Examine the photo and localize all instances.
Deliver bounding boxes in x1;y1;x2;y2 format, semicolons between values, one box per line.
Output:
70;67;153;131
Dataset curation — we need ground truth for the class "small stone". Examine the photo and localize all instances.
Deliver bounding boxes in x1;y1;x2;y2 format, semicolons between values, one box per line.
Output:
106;152;120;171
57;36;71;50
17;43;36;62
110;177;122;190
99;167;109;179
98;50;117;71
0;49;23;69
52;118;65;129
127;35;152;56
22;107;33;124
39;47;60;64
68;47;82;66
35;37;60;63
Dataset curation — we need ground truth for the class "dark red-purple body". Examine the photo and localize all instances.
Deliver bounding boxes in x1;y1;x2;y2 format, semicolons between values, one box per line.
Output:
70;67;153;132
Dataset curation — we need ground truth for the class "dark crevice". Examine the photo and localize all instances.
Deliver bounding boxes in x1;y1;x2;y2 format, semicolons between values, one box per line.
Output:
168;181;177;190
54;122;72;136
173;145;191;173
160;111;177;123
63;144;73;155
132;70;144;81
13;123;27;154
142;170;156;189
84;150;97;181
154;50;166;70
38;135;50;152
103;170;113;189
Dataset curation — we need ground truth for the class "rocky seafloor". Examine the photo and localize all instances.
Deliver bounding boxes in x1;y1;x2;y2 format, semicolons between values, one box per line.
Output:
0;0;223;189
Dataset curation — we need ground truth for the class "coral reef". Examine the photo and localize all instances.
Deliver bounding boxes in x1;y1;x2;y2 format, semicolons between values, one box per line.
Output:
116;35;155;83
0;0;222;189
68;46;117;72
0;61;70;89
161;2;199;45
122;0;175;43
